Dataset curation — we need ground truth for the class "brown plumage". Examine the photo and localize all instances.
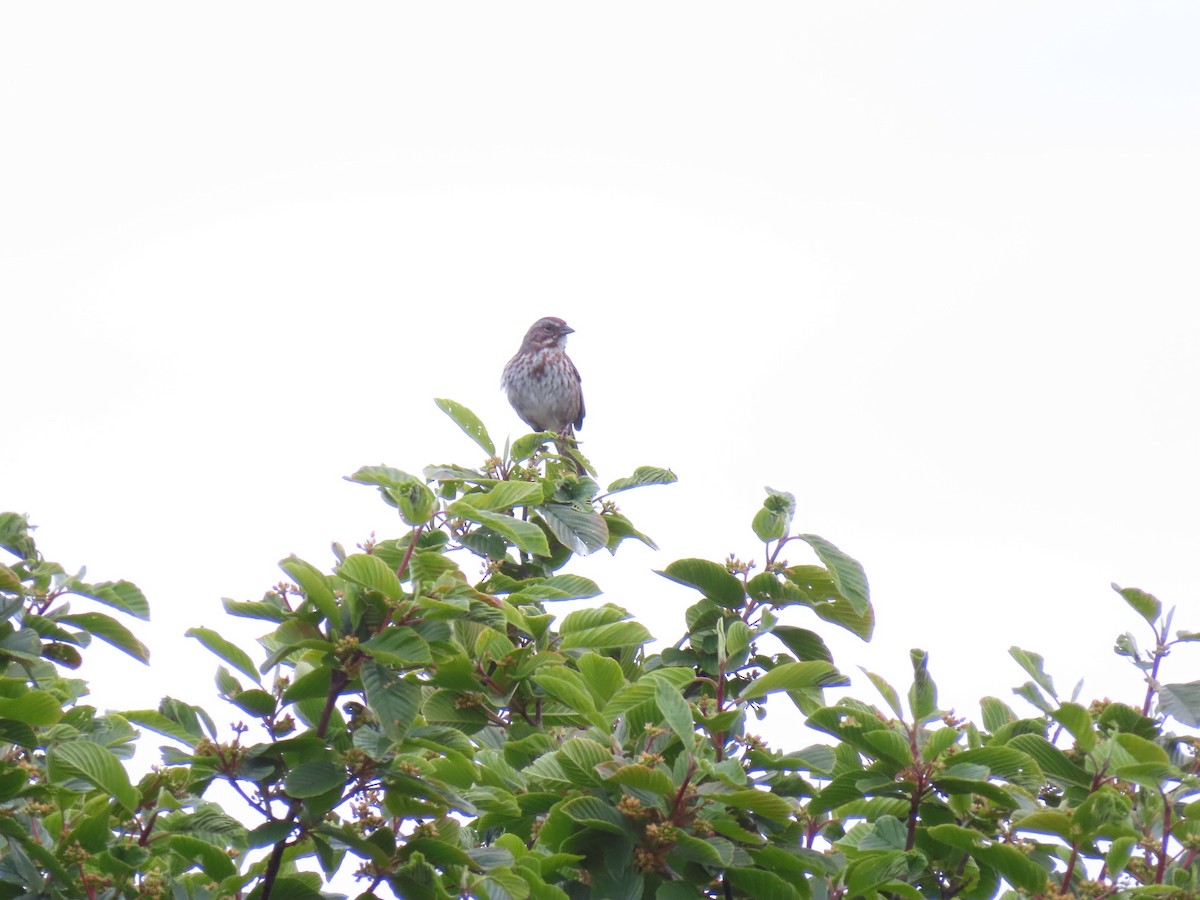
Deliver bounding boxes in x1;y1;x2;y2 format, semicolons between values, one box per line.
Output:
501;317;585;469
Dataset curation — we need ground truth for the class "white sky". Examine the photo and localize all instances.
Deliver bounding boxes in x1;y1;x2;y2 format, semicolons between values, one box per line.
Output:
4;3;1200;764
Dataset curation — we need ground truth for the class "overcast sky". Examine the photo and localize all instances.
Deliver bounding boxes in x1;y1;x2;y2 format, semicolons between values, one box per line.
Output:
4;3;1199;758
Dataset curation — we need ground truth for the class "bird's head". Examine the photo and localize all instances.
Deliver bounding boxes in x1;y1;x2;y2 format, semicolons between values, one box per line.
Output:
522;316;574;350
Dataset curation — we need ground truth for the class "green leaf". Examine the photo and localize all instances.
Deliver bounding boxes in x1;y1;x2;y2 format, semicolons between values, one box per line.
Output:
67;809;115;853
0;717;37;745
794;534;869;615
510;430;557;462
1013;681;1054;714
536;504;608;556
724;619;753;662
812;593;875;641
605;764;674;796
215;666;243;699
1112;582;1161;627
361;627;433;666
858;815;908;851
1159;680;1200;727
361;661;420;741
601;668;696;720
605;467;677;494
0;691;62;726
281;667;332;703
860;668;904;719
953;742;1036;784
121;709;200;747
248;820;296;848
604;512;659;551
280;555;341;626
1115;732;1170;765
725;868;802;900
908;648;937;722
64;579;150;620
741;661;846;701
752;487;796;542
448;501;551;557
41;642;83;668
1007;734;1091;788
560;605;628;632
57;612;150;664
1009;646;1057;699
0;563;22;593
338;553;403;600
0;830;73;886
186;627;261;683
227;688;275;717
48;741;140;812
251;876;324;899
222;596;291;623
285;759;346;799
975;842;1049;893
1051;701;1095;750
1106;835;1137;879
532;669;602;728
481;869;530;900
389;479;438;526
655;679;696;746
1072;786;1134;836
558;796;633;836
926;825;1048;892
861;729;914;767
346;464;422;488
669;833;733;868
577;652;626;706
773;626;832;663
0;512;36;558
873;884;923;900
424;689;491;733
657;559;744;607
24;612;87;645
933;776;1017;807
722;790;795;823
559;621;652;651
979;696;1016;732
1097;702;1158;739
168;834;238;881
425;465;492;486
0;626;42;663
159;697;218;740
469;481;544;510
537;574;602;600
921;727;962;761
435;398;496;455
558;737;612;787
847;850;913;897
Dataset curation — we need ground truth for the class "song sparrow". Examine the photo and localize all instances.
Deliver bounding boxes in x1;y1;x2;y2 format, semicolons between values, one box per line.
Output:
501;316;586;469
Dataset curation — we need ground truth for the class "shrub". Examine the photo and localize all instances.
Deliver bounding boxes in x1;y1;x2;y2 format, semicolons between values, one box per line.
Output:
1;400;1197;898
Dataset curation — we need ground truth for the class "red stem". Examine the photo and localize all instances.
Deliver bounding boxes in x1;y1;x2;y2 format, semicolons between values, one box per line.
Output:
1142;625;1168;717
1062;842;1080;892
669;761;697;824
380;524;424;629
714;660;726;763
1156;789;1171;883
262;669;351;899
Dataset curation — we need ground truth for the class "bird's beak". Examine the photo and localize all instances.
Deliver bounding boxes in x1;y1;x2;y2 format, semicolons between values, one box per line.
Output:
562;324;575;335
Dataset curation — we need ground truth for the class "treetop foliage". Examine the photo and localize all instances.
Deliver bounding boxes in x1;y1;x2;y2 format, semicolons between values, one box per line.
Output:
0;400;1198;899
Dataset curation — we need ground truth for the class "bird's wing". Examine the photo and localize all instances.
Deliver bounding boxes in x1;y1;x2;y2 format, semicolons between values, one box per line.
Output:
569;357;585;430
